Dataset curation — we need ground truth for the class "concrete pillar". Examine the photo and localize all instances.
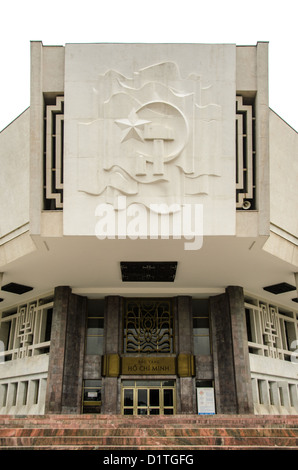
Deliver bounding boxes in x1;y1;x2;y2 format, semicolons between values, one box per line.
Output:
6;383;17;409
278;381;291;410
45;286;69;414
101;296;122;414
227;286;254;414
210;291;238;414
270;382;280;407
61;293;87;413
104;296;122;355
45;286;87;414
210;286;254;414
177;296;193;355
251;378;258;405
289;383;298;411
176;296;195;414
258;379;270;406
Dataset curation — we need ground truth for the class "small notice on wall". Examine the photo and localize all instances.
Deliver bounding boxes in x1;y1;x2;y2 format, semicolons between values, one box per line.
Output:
197;387;215;415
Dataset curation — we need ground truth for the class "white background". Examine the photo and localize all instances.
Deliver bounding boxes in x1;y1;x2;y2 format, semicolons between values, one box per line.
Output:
0;0;297;133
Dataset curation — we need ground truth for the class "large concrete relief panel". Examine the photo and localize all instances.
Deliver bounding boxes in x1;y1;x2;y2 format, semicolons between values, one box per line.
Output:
63;44;236;237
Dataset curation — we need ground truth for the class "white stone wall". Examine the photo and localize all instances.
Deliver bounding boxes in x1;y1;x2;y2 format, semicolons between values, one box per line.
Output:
0;355;48;415
0;293;53;414
250;355;298;415
269;110;298;239
263;111;298;269
245;294;298;414
0;109;30;239
63;43;237;238
264;111;298;270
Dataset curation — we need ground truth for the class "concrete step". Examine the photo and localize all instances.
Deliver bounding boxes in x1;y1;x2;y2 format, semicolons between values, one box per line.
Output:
0;414;297;450
0;437;297;450
0;426;297;437
1;414;297;426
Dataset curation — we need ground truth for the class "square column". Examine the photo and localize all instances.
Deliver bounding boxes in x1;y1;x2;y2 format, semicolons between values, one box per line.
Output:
176;296;196;414
45;286;87;414
210;286;254;414
210;291;238;414
101;296;122;414
227;286;254;414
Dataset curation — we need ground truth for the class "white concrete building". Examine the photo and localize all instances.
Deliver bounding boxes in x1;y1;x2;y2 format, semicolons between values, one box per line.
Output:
0;42;297;416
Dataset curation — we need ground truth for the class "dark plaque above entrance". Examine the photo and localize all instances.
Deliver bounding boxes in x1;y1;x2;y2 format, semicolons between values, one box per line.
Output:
120;262;177;282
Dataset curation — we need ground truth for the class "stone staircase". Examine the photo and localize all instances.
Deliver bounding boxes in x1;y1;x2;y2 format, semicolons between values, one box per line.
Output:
0;414;297;450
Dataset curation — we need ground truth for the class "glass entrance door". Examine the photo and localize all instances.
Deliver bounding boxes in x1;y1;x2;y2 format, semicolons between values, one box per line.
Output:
121;380;176;415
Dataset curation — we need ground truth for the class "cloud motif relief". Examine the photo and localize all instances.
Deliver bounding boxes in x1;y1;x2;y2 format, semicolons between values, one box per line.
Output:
77;62;222;208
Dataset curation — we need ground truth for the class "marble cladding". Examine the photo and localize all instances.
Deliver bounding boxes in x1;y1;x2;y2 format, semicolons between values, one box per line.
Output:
0;415;297;450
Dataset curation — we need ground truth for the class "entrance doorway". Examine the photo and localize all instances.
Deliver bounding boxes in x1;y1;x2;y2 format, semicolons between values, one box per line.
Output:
121;380;176;415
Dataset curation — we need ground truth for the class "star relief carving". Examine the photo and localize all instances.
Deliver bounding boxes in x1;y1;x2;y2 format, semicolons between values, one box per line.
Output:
115;109;151;143
77;61;223;207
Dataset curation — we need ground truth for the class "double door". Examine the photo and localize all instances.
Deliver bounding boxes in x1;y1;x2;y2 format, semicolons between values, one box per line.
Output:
122;380;176;415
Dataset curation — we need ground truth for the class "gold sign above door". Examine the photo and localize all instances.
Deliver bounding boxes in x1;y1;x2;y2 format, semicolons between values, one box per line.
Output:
122;356;176;375
102;354;195;377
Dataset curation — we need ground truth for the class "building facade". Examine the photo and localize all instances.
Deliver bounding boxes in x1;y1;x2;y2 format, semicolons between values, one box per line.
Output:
0;42;297;416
